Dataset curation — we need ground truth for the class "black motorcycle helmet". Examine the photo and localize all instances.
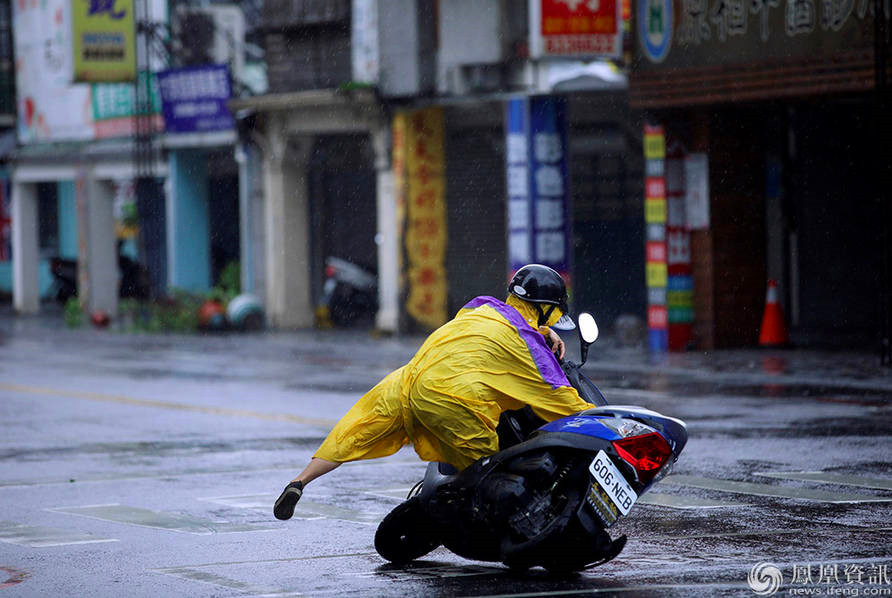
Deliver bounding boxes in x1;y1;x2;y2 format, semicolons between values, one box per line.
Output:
508;264;575;329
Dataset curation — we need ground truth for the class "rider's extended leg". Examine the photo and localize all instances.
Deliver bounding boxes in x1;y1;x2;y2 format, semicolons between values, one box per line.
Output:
274;458;340;521
291;457;340;485
274;368;408;521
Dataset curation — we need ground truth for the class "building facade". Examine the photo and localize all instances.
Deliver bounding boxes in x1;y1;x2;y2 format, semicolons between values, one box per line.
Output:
235;0;642;334
7;0;250;317
630;0;890;349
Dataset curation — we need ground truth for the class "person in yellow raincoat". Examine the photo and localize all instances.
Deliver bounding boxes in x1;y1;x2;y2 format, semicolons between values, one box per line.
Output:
274;264;596;520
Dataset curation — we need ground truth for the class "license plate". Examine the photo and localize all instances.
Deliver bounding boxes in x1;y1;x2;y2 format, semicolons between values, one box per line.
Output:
588;450;638;516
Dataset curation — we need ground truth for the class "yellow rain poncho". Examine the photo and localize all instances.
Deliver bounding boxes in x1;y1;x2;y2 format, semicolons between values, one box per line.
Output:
314;295;595;470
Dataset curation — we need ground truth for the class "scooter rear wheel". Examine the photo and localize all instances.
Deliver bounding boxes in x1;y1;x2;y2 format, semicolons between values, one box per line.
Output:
375;498;441;564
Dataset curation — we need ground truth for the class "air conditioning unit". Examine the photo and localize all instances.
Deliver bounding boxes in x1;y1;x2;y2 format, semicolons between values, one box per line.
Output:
174;5;246;86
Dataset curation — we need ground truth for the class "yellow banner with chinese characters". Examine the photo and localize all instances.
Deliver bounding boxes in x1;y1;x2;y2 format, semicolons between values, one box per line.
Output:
72;0;137;82
392;113;408;282
403;107;448;330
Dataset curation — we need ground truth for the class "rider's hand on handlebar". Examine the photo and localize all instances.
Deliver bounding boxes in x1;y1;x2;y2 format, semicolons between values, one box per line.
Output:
539;326;565;360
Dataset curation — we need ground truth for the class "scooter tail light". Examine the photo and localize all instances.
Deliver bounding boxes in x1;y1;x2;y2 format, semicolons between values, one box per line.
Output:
612;432;673;485
596;417;654;438
324;265;337;278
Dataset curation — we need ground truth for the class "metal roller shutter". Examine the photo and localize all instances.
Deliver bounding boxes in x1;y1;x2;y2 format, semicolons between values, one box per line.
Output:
444;126;507;316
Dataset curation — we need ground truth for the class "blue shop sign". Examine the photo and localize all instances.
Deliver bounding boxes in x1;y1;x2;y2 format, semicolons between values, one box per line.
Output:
157;64;234;134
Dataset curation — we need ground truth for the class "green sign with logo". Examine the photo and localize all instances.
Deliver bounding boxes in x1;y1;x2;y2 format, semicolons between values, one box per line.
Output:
92;72;161;120
72;0;137;82
635;0;875;70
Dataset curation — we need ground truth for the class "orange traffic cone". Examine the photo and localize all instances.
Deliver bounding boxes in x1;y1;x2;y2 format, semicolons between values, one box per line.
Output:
759;279;789;347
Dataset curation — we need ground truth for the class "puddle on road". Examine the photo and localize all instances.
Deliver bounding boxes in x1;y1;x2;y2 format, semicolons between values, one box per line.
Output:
0;437;327;463
637;493;748;509
155;566;298;597
48;504;273;535
755;471;892;491
0;520;118;547
350;562;506;581
199;494;386;525
662;474;892;503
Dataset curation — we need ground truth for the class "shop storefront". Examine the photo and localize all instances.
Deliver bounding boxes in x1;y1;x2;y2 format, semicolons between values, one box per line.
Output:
631;0;887;349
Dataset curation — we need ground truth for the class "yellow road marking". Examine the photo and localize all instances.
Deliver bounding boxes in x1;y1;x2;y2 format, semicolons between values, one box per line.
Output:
0;383;338;428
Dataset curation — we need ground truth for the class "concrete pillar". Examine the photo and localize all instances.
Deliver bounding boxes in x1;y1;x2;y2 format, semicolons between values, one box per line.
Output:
237;142;265;297
83;177;118;318
263;122;313;328
236;143;254;293
11;181;40;314
249;146;266;301
372;124;400;333
167;150;211;292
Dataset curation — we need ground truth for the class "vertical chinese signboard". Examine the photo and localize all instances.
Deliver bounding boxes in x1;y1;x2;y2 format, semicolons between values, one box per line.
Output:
666;148;693;350
72;0;137;82
402;107;448;330
506;96;572;291
530;0;623;58
644;124;667;352
391;113;408;300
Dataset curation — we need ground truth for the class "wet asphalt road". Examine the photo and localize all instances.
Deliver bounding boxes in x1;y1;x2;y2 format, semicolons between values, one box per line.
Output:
0;320;891;597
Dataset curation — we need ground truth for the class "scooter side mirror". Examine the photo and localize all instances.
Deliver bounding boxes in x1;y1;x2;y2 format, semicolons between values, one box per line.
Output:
577;312;599;365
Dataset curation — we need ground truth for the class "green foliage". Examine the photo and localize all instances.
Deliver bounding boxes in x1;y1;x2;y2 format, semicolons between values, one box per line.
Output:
218;261;240;295
208;261;240;305
116;263;242;334
157;292;203;333
338;81;375;92
63;297;83;328
118;291;203;334
120;201;139;228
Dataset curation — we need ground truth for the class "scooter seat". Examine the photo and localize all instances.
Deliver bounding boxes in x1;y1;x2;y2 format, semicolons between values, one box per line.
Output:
438;462;459;475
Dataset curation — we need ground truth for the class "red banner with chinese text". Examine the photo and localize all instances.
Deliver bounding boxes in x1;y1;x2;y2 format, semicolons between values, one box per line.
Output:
403;107;448;330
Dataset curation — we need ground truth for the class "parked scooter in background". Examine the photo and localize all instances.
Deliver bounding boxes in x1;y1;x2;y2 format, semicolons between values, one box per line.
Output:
118;250;151;300
49;242;151;303
318;256;378;327
49;257;78;304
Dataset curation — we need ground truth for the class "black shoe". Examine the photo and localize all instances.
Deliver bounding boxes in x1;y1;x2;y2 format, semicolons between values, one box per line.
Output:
274;481;304;520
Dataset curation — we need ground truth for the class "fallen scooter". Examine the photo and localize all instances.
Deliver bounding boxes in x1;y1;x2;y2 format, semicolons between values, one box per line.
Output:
374;312;688;573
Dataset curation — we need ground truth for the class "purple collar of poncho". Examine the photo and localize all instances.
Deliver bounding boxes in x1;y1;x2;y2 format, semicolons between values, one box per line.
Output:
462;296;570;390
